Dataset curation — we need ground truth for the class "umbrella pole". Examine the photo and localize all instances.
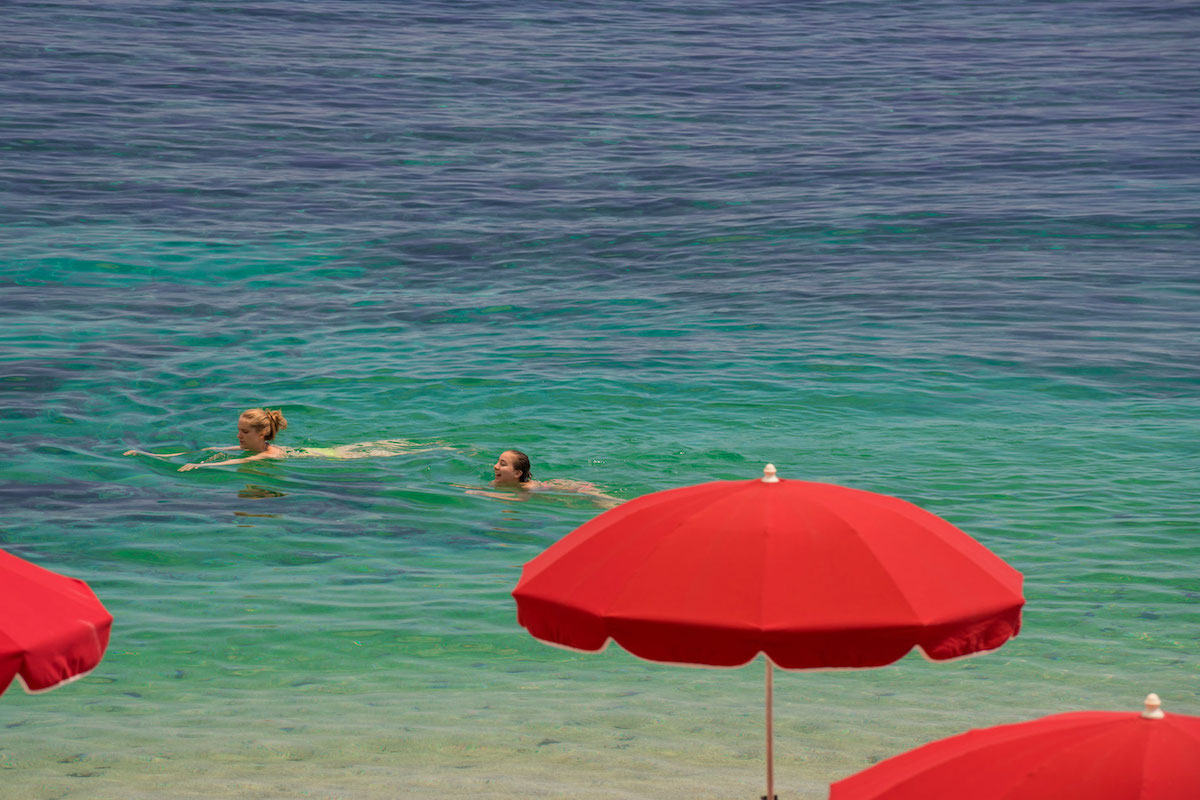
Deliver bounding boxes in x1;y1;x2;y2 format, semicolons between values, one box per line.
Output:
764;657;775;800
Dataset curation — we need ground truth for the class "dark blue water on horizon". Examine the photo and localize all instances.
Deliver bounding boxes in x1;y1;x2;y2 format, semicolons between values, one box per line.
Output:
2;2;1198;798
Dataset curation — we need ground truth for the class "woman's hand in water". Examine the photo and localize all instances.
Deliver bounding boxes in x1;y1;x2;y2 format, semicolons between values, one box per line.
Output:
126;449;188;458
178;453;272;471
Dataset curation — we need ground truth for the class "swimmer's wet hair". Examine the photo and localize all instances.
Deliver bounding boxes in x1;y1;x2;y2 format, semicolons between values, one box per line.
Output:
508;449;532;482
241;408;287;440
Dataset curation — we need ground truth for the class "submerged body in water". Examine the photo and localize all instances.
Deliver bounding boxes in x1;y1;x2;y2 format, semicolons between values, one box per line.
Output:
283;440;452;459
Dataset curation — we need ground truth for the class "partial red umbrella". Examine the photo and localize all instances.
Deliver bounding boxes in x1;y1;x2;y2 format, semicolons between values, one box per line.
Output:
0;547;113;695
830;694;1200;800
513;465;1024;799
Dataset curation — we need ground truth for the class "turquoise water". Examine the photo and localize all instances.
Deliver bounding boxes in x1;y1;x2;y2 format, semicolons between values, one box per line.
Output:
2;1;1198;798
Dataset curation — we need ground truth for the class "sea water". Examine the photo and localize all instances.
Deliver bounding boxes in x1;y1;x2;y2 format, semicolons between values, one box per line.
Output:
1;1;1197;798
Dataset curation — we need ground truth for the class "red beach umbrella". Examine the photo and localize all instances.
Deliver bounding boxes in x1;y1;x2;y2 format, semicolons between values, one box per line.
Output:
513;465;1024;798
0;547;113;695
829;694;1200;800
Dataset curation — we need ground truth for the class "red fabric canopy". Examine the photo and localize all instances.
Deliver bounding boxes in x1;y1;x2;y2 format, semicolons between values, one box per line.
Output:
514;476;1023;669
0;547;113;695
830;700;1200;800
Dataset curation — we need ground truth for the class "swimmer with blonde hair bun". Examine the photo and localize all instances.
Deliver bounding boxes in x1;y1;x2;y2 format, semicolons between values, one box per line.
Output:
125;408;288;471
124;407;451;471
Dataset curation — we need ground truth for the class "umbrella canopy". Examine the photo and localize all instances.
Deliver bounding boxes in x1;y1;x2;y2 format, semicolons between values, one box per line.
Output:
0;547;113;695
514;465;1023;669
829;694;1200;800
513;465;1024;798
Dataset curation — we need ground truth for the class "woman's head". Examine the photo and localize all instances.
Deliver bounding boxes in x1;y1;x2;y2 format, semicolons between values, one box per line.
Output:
238;408;287;451
493;449;532;484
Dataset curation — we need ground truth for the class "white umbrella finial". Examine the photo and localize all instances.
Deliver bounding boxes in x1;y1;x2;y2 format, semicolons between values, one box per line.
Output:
761;464;779;483
1142;693;1164;719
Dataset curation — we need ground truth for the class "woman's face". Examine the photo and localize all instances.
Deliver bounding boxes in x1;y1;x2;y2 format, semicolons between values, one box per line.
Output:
237;415;268;452
492;451;523;484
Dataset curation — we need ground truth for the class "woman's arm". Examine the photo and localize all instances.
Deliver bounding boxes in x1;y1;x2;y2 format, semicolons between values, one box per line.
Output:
178;451;277;471
124;446;239;458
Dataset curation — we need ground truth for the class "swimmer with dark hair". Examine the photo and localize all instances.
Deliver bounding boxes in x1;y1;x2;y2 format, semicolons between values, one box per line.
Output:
492;449;534;485
476;449;622;507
